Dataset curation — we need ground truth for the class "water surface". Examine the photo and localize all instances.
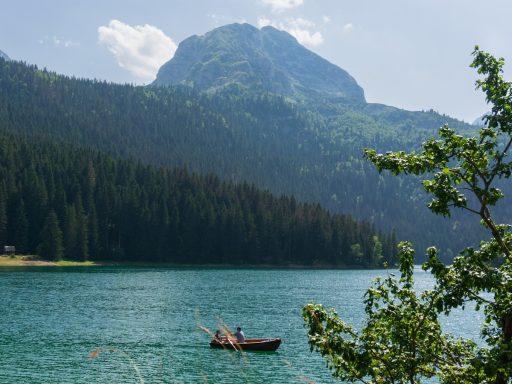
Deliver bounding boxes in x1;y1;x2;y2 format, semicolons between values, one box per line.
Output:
0;267;482;383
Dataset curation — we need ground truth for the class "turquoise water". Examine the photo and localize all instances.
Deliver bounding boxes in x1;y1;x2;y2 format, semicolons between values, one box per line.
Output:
0;267;483;383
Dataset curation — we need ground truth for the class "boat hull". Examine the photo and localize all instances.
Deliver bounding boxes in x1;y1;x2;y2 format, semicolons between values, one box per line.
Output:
210;338;281;351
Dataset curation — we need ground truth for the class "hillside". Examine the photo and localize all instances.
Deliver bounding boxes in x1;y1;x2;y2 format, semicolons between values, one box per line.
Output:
0;133;394;265
0;51;495;260
151;24;496;258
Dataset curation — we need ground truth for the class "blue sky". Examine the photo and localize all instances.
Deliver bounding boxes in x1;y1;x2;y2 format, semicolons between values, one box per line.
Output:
1;0;511;122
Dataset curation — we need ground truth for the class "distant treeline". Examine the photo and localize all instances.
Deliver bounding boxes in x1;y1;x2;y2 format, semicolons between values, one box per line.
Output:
0;135;397;266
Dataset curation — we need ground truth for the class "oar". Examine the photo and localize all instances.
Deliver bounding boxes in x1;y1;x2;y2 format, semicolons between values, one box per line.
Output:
198;325;214;338
199;325;235;351
219;318;234;339
227;337;240;352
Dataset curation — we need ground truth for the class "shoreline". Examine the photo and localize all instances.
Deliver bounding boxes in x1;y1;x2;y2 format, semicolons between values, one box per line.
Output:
0;255;99;267
0;255;388;269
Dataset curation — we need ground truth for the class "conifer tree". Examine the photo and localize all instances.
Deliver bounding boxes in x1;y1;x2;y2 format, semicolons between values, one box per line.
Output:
37;210;64;261
10;199;29;254
63;204;77;259
87;204;100;259
0;190;7;246
73;194;89;261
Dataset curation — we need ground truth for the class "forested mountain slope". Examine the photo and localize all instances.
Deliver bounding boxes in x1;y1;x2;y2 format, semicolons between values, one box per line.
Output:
152;23;499;259
0;57;498;259
0;134;394;265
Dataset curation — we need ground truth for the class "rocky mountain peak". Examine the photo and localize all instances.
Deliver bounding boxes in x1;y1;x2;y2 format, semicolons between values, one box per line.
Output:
153;23;365;104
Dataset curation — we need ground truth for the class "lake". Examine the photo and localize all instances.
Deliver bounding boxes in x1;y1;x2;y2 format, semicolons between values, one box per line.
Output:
0;267;483;383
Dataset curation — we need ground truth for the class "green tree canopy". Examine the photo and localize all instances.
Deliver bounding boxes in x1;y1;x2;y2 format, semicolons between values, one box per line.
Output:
304;47;512;383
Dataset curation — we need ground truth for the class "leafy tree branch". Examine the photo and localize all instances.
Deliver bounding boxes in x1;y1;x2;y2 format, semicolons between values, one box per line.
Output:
304;47;512;383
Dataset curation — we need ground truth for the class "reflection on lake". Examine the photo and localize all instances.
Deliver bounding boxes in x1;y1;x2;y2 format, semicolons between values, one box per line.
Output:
0;267;483;383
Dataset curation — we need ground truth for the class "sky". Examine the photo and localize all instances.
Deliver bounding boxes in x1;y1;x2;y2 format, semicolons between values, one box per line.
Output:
1;0;511;123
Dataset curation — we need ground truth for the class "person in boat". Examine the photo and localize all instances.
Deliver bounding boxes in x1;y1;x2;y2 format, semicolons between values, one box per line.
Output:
214;330;222;340
234;327;245;343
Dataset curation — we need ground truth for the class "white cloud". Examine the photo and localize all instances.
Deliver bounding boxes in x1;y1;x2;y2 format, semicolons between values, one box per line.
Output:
322;16;331;24
207;14;247;27
343;23;354;32
257;17;323;46
291;17;315;28
261;0;304;13
98;20;177;82
258;17;272;27
38;35;79;48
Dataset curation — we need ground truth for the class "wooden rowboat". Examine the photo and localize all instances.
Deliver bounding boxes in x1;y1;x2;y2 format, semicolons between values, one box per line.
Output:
210;337;281;351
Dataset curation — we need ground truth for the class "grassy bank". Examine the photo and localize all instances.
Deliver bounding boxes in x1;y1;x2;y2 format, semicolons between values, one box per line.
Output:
0;255;388;269
0;255;100;267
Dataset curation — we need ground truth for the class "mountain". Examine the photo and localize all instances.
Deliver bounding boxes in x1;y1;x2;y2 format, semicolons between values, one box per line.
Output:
0;29;497;261
472;112;488;126
153;23;365;104
0;49;9;60
152;24;504;260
